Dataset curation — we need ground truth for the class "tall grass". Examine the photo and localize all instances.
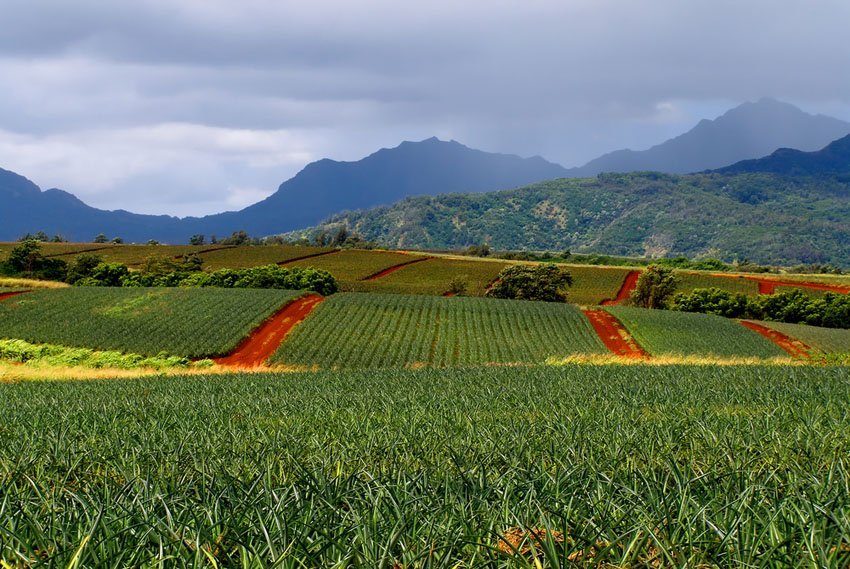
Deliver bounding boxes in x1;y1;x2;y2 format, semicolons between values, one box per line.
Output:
1;365;849;566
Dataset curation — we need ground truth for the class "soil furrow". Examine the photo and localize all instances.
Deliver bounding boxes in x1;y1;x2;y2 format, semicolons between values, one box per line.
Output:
277;249;340;265
362;257;430;281
739;321;813;359
601;270;641;306
0;290;30;302
214;295;325;367
582;309;648;358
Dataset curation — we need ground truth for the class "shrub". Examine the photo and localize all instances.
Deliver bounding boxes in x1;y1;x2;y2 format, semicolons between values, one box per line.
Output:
486;264;573;302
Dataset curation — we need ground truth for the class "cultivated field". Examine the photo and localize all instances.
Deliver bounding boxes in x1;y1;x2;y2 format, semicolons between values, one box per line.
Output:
2;366;849;566
284;249;421;282
0;287;304;357
605;306;786;359
271;293;607;368
351;257;509;296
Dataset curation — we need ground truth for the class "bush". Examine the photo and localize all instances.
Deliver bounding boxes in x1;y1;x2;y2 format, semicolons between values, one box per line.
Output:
672;288;850;329
486;264;573;302
1;240;68;281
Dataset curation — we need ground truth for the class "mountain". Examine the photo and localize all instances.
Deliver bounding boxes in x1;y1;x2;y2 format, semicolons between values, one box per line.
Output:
0;168;186;242
714;134;850;176
0;138;568;242
294;171;850;266
564;98;850;176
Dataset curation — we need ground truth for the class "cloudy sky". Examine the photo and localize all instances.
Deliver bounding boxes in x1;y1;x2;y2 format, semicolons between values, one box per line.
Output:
1;0;849;216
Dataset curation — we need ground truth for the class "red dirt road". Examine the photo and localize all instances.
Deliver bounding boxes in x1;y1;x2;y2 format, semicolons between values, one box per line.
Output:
709;273;850;295
740;321;813;359
214;295;325;367
601;270;641;306
0;290;29;302
363;257;429;281
582;309;648;358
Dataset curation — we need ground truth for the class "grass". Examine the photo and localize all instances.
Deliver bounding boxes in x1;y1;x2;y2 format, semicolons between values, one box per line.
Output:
0;338;207;369
752;320;850;354
1;365;849;566
674;271;760;296
351;257;508;296
605;306;787;359
0;277;69;289
564;265;634;305
271;293;607;368
0;287;305;358
284;249;420;283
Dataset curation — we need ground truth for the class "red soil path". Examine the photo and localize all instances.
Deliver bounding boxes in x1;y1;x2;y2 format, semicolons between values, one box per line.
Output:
0;290;29;302
739;321;813;359
582;309;649;358
709;273;850;295
362;257;430;281
277;249;340;265
214;294;325;367
601;270;641;306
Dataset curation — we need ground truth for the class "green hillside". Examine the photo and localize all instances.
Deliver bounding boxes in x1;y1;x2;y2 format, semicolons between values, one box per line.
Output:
294;172;850;266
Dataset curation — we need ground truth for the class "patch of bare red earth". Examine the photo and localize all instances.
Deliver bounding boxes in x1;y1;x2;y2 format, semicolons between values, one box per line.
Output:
740;321;813;359
710;274;850;295
0;291;29;302
601;270;641;306
362;257;429;281
582;309;649;359
214;294;325;367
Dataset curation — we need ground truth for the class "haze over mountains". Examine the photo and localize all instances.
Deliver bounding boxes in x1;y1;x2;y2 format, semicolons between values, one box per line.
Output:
1;98;849;245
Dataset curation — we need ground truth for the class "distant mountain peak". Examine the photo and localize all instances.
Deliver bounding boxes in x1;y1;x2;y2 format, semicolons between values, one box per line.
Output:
566;98;850;176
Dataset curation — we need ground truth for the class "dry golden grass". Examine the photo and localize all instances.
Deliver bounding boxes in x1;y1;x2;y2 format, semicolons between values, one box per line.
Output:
0;277;69;289
545;354;815;366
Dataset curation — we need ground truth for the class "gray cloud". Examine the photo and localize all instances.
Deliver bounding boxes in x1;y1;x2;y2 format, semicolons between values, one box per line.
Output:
0;0;848;216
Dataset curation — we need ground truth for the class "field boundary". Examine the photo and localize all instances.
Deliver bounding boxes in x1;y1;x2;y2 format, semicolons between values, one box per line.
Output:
0;290;29;302
601;270;640;306
707;273;850;295
43;245;114;258
740;321;813;359
278;249;340;265
582;309;648;358
362;257;430;281
214;295;325;367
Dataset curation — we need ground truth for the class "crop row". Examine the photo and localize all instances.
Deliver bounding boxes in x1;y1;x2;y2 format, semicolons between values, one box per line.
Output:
605;305;786;358
271;293;606;368
1;365;849;566
0;287;303;357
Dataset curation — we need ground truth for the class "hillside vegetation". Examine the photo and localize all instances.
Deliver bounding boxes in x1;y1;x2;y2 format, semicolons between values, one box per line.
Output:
301;172;850;266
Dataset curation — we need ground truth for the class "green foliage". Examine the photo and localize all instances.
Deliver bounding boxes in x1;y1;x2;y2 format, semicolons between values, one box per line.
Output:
630;265;678;309
75;262;129;287
271;293;606;368
65;253;104;284
606;306;785;358
673;288;850;329
179;265;338;295
1;366;850;565
0;239;68;281
0;287;305;357
486;263;573;302
0;338;195;369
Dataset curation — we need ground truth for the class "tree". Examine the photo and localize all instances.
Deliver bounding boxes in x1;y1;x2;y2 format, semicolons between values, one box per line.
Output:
93;233;108;243
630;265;678;309
111;237;124;244
189;234;206;246
5;240;44;273
486;264;573;302
66;254;104;284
